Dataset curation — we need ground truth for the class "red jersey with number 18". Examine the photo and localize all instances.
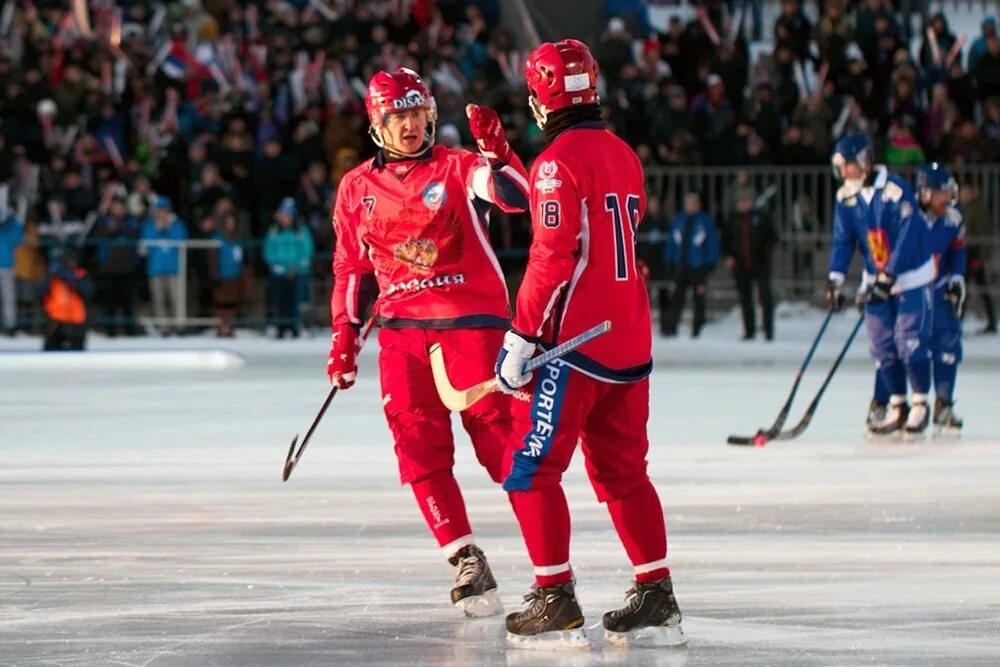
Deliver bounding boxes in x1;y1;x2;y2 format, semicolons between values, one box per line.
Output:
512;122;652;381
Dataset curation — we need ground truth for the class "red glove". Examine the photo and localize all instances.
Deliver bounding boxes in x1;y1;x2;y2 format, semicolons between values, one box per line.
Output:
327;324;359;389
466;104;513;163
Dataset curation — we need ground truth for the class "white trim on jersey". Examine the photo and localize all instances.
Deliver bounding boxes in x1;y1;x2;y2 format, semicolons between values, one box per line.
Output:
558;198;591;332
862;257;936;294
535;280;568;337
346;274;359;324
500;164;530;195
533;561;572;576
465;186;509;304
633;558;669;575
471;165;493;203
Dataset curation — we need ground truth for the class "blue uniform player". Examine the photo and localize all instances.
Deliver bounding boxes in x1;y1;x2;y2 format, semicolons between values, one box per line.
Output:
917;163;967;433
824;135;935;435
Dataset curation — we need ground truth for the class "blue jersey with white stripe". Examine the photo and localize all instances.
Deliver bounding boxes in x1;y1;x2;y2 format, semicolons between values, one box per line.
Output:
925;205;967;288
829;166;934;292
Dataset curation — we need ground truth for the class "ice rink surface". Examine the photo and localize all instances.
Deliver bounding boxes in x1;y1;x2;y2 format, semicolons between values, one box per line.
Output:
3;309;1000;666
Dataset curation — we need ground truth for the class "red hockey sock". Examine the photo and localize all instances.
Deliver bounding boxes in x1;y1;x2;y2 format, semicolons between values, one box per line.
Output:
607;480;670;583
410;470;474;557
509;485;573;587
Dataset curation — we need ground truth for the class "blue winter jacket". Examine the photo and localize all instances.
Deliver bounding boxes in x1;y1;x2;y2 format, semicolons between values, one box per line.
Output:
664;211;720;270
141;217;188;276
264;225;314;276
0;215;25;269
213;232;244;281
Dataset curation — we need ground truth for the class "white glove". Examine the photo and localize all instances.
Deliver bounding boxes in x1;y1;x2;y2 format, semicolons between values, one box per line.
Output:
494;329;537;394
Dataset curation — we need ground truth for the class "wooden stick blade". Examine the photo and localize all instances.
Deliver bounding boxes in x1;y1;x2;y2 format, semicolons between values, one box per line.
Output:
429;343;496;412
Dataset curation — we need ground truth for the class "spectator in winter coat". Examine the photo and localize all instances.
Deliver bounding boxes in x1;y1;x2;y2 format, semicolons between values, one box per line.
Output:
0;203;25;335
919;13;957;73
774;0;813;64
690;75;737;165
815;0;854;81
128;175;157;222
968;17;997;73
254;138;299;230
949;120;996;164
263;198;314;339
42;248;93;351
296;161;336;256
723;187;779;340
960;182;997;333
663;192;720;338
93;197;140;336
208;213;244;338
972;34;1000;103
637;197;672;335
885;115;927;165
140;196;188;335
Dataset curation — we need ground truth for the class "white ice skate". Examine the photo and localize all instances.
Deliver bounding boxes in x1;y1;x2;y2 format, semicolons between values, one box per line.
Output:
903;394;929;440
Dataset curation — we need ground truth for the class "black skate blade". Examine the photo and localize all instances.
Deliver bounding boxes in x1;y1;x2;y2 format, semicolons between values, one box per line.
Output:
727;430;770;447
282;435;299;481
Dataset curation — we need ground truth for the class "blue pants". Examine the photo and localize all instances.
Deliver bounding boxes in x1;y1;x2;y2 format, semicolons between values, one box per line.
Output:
867;285;932;398
931;286;962;401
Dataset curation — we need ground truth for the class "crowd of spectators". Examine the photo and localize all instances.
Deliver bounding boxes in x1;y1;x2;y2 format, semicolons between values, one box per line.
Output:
0;0;997;340
600;0;1000;167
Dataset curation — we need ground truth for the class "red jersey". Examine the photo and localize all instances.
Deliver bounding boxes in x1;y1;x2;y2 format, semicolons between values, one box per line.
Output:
512;123;652;381
331;146;529;330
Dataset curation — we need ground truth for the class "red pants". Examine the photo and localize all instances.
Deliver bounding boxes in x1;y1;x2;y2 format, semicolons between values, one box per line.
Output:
378;327;510;555
502;361;670;585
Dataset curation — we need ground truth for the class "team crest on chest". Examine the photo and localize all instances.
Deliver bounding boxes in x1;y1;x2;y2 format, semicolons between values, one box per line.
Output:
393;236;439;275
422;181;447;211
866;228;890;270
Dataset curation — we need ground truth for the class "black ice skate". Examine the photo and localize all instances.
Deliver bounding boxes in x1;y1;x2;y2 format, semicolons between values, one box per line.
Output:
904;395;929;437
505;582;588;649
603;577;687;648
865;399;887;435
448;545;502;617
933;398;963;435
870;399;909;436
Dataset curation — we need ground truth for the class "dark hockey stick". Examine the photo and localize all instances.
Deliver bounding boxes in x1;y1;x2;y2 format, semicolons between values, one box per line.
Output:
282;317;376;481
727;309;834;446
770;313;864;442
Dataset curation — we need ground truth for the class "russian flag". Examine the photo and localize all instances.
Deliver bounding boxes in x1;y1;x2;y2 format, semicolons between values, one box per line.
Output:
161;43;188;79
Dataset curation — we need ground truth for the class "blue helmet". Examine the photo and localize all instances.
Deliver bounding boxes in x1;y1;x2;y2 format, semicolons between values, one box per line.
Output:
916;162;958;205
831;134;873;181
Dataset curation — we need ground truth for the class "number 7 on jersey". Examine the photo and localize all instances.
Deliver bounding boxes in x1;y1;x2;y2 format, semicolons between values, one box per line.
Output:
605;193;640;281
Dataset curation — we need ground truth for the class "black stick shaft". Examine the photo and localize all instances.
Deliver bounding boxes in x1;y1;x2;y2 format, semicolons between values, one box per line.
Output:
775;312;865;440
283;317;376;481
727;309;834;445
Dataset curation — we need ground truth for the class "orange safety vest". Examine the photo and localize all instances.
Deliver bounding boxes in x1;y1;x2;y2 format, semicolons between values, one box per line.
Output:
43;271;87;325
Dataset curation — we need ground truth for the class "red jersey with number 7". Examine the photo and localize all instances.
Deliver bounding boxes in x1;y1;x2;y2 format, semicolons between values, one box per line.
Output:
512;122;652;381
331;146;529;330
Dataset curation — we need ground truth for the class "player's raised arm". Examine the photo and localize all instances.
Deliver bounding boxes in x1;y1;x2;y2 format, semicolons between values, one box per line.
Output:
465;104;529;212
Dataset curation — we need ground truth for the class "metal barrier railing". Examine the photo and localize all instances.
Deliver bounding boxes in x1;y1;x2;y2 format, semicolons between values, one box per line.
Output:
13;163;1000;332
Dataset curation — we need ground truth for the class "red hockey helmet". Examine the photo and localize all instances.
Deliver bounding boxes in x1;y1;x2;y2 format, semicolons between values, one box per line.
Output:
364;68;437;156
524;39;600;128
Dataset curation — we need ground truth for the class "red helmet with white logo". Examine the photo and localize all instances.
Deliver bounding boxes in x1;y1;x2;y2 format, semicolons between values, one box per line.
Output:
524;39;600;128
364;68;437;155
